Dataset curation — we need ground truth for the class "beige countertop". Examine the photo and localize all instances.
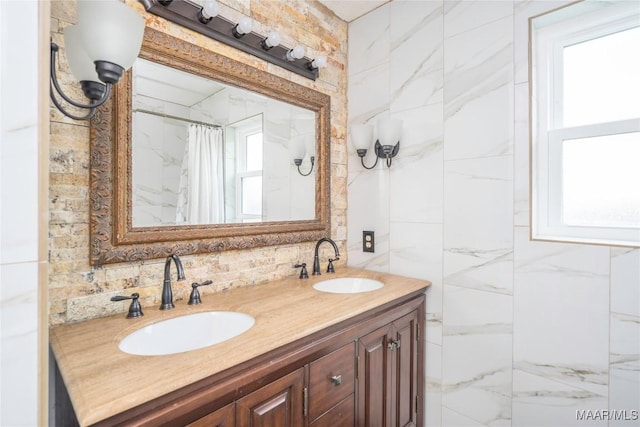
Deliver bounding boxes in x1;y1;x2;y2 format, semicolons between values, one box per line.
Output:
50;267;430;426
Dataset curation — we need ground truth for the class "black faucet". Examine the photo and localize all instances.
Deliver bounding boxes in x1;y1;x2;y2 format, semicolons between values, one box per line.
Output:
160;254;185;310
312;237;340;275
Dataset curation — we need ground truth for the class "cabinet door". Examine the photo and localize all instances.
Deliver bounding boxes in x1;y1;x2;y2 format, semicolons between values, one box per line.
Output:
186;402;235;427
357;324;393;427
236;368;305;427
391;310;419;427
357;309;421;427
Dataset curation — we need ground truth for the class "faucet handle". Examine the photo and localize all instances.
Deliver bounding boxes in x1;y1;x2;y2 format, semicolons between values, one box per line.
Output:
188;280;213;305
110;292;143;319
327;257;339;273
294;263;309;279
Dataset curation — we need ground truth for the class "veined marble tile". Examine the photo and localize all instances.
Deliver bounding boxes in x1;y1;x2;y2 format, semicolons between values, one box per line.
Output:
0;125;38;264
442;285;512;426
609;312;640;425
513;227;610;395
0;261;38;427
426;341;443;427
347;62;390;133
514;0;575;84
389;105;443;224
512;369;608;427
442;406;487;427
444;15;513;160
348;3;390;77
389;222;443;344
346;167;390;272
514;82;530;227
444;156;513;295
390;1;444;111
611;248;640;318
444;0;513;40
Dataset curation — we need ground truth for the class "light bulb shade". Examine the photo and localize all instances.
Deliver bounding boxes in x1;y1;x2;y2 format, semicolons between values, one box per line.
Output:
77;0;145;72
264;32;281;48
64;24;100;83
377;118;402;146
311;55;327;69
350;124;373;150
202;0;219;19
303;135;315;157
236;17;253;35
287;45;305;61
290;138;306;160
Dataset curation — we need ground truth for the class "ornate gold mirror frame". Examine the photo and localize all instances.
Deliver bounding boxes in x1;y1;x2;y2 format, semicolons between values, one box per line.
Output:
89;27;331;266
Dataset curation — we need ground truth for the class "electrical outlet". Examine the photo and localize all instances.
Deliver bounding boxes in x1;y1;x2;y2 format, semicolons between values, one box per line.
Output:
363;230;375;253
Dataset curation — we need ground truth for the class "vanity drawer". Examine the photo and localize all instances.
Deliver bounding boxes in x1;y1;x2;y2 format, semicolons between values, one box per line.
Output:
309;342;355;421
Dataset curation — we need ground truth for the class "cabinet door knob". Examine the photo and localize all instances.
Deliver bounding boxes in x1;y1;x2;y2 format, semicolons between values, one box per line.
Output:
387;339;401;350
330;375;342;385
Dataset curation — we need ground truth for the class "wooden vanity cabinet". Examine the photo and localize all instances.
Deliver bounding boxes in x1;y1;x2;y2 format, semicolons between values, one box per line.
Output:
85;293;425;427
186;402;234;427
236;368;305;426
357;310;420;427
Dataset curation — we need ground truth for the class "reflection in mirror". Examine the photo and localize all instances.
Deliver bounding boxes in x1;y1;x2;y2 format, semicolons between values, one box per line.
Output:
89;28;330;265
130;58;315;227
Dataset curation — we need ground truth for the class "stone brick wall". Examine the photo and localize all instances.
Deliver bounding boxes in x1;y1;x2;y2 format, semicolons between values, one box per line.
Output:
49;0;347;325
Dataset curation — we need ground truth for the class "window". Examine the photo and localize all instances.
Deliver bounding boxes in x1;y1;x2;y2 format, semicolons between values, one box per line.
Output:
234;115;263;223
530;1;640;247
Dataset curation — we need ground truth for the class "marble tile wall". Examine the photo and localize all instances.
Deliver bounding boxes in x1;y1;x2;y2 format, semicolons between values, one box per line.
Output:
0;1;43;424
347;1;640;425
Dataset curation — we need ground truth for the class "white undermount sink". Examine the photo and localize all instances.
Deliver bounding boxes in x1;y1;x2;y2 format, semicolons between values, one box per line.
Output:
312;277;384;294
118;311;255;356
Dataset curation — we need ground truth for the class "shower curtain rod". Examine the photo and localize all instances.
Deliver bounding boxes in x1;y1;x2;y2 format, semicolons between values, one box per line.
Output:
133;108;222;129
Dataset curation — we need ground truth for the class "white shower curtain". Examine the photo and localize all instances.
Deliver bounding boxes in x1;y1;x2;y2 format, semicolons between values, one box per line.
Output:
176;124;224;224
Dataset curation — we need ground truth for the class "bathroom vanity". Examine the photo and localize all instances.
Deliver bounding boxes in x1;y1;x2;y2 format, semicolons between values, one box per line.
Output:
50;268;429;426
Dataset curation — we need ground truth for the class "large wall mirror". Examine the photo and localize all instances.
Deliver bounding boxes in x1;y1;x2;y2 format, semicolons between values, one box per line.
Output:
90;28;331;265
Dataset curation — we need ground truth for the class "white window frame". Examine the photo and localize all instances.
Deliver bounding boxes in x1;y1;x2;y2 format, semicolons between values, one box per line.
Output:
234;118;263;222
530;1;640;247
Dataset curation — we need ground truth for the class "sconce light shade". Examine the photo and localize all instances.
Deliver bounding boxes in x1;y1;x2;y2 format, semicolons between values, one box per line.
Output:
64;25;100;83
291;138;306;161
77;0;145;82
350;123;373;151
291;136;315;176
377;118;402;146
350;119;401;169
50;0;145;121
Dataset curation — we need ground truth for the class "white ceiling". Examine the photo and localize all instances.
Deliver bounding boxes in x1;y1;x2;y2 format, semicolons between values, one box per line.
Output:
318;0;389;22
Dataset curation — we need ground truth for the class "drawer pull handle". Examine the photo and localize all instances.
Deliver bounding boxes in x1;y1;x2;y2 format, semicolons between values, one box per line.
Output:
330;375;342;385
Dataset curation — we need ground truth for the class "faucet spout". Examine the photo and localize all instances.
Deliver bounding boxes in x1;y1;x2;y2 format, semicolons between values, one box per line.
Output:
160;254;185;310
312;237;340;275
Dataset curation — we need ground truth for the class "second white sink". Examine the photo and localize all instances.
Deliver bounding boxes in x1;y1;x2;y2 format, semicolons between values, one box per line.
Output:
118;311;255;356
313;277;384;294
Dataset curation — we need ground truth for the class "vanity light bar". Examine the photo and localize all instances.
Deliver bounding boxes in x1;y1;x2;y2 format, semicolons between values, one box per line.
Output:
139;0;320;80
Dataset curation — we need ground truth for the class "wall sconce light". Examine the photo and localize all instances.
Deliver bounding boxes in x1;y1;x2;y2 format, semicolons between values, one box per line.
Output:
50;0;144;121
291;137;315;176
350;118;402;169
139;0;326;80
